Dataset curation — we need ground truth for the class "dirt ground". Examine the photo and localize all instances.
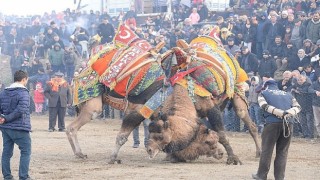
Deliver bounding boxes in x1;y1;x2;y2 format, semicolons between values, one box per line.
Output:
0;115;319;180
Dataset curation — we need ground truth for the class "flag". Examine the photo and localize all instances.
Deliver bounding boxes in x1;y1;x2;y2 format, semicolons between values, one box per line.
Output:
114;24;139;47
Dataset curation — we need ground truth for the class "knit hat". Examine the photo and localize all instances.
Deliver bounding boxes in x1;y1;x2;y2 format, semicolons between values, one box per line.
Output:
262;50;270;55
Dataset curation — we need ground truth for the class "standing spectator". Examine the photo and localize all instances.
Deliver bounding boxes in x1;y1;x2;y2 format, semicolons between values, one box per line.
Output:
292;74;314;138
264;15;284;51
6;28;20;56
44;72;71;132
284;42;298;71
34;82;45;115
64;46;78;83
258;50;277;78
241;19;256;52
10;49;23;78
48;43;65;73
58;22;71;47
290;19;306;49
0;70;32;180
252;78;301;180
247;76;263;133
132;119;150;148
306;12;320;44
198;3;208;22
309;75;320;139
97;18;115;44
189;8;200;25
238;46;259;74
123;6;137;28
256;13;268;59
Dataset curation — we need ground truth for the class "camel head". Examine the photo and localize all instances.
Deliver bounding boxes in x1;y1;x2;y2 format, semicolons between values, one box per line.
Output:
147;119;173;159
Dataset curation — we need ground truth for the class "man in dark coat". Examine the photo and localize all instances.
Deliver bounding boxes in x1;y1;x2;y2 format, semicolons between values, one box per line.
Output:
97;18;115;44
292;74;314;138
258;50;277;78
239;46;259;74
0;70;32;180
253;78;301;180
264;15;285;50
309;75;320;138
44;72;71;132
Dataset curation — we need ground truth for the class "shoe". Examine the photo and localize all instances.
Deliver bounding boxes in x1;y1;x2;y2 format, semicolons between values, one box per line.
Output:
48;129;54;132
132;144;139;148
58;129;66;132
252;174;263;180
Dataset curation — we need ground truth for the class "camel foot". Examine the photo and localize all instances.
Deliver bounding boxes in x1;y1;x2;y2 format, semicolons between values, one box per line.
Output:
108;159;122;164
75;152;87;159
226;155;243;165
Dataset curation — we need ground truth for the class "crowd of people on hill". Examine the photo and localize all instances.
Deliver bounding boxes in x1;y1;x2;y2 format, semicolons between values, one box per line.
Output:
0;0;320;139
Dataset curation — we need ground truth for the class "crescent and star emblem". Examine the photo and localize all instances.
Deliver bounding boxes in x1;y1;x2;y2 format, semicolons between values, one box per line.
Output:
119;30;131;39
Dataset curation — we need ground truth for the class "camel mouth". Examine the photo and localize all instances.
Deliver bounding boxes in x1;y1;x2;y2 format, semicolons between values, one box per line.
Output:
147;148;160;159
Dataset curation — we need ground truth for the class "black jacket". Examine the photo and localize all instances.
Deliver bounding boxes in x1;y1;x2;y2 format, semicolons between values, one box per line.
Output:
258;57;277;77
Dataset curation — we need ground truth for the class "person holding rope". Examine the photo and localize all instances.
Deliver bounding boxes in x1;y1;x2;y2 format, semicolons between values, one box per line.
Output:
252;75;301;180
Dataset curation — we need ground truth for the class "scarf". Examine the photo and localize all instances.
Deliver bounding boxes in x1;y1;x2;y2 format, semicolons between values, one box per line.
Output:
48;77;68;92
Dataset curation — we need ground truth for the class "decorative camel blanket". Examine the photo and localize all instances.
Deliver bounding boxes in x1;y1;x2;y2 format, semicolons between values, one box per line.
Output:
72;66;103;106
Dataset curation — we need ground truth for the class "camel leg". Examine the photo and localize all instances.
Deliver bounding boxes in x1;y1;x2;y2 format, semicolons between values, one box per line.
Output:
108;111;145;164
232;94;261;158
207;106;242;165
66;96;103;158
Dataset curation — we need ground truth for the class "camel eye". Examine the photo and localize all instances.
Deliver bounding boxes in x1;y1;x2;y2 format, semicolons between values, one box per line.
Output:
154;135;164;141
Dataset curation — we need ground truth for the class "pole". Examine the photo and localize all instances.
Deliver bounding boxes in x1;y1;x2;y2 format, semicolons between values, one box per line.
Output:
101;0;105;13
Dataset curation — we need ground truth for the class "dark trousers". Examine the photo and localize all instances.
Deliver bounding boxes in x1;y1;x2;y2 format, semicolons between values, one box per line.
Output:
49;106;66;130
1;128;31;180
257;123;293;180
299;111;314;138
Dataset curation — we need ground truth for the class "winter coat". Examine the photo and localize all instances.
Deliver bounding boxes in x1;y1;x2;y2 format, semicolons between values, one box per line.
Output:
241;25;257;43
258;57;277;77
260;84;296;123
238;53;259;73
256;19;268;43
49;46;64;66
306;19;320;44
292;81;313;112
309;80;320;107
97;23;115;44
264;22;284;40
34;89;45;104
44;80;71;108
268;42;286;58
289;55;310;70
0;83;31;132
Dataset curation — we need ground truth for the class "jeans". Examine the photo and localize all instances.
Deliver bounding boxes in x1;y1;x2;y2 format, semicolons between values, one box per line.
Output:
299;111;314;138
224;107;240;132
65;65;75;84
256;42;265;59
248;103;263;132
133;119;151;147
1;128;31;180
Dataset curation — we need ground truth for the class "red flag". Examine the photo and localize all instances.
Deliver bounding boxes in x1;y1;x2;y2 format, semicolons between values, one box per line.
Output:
114;24;139;47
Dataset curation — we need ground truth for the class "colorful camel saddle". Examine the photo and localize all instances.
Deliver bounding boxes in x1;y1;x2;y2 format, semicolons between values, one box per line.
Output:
170;37;247;98
72;66;103;106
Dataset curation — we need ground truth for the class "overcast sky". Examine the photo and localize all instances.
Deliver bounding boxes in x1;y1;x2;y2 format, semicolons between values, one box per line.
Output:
0;0;81;16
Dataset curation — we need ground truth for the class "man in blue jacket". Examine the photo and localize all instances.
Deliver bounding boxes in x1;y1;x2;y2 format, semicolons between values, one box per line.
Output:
252;78;301;180
0;70;31;180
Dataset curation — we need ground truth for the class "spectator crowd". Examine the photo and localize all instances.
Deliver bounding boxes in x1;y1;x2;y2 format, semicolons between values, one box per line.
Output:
0;0;320;139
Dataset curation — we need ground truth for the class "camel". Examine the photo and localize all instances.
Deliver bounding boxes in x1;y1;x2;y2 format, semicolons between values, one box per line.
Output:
66;25;261;165
147;84;223;162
